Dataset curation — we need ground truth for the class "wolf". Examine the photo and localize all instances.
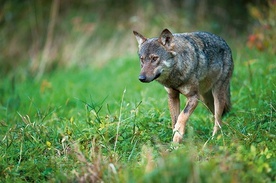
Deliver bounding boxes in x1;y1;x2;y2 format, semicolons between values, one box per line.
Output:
133;29;234;143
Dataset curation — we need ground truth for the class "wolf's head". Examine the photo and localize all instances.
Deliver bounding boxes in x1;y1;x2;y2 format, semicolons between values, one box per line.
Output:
133;29;176;83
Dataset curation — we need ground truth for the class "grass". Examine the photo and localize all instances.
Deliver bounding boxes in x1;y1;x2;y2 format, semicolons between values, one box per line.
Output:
0;47;275;182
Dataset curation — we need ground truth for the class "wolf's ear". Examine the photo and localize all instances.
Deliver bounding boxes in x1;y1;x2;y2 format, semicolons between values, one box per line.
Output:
133;31;147;46
159;29;173;47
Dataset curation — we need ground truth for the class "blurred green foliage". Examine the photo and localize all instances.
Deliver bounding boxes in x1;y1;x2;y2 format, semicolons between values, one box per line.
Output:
247;1;276;53
0;0;270;76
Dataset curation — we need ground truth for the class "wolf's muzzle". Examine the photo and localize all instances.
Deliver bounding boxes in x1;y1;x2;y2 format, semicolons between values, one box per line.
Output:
139;72;161;83
139;75;147;82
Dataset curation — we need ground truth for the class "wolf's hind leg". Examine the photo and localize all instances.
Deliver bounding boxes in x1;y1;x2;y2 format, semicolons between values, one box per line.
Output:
201;90;215;115
212;82;230;136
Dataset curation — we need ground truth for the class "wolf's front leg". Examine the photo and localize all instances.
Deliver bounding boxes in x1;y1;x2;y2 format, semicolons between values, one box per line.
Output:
173;95;198;143
165;87;180;129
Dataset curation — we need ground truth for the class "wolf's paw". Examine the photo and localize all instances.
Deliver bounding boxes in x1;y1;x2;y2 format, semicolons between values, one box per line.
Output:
167;142;180;151
173;131;183;143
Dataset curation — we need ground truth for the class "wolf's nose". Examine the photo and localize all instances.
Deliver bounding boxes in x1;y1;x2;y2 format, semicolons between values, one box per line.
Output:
139;75;147;82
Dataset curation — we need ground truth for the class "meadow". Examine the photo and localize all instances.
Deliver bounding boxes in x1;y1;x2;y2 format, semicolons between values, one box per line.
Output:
1;1;276;182
0;46;275;182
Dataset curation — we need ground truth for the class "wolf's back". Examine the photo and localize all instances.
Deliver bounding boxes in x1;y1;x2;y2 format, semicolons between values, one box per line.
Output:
173;31;232;55
173;31;234;116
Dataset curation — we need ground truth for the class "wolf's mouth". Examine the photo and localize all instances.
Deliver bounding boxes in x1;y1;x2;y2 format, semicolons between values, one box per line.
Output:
139;72;161;83
153;72;161;80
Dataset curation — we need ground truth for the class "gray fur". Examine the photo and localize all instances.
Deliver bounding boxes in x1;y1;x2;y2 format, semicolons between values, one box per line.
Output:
133;29;234;143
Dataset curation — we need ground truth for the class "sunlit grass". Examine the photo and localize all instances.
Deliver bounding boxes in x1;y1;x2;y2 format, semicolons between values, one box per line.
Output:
0;48;275;182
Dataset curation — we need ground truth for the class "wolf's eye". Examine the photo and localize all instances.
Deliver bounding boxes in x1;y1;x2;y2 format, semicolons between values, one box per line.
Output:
152;56;158;62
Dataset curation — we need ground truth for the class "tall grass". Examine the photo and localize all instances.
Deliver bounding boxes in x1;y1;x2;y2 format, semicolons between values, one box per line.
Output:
0;46;275;182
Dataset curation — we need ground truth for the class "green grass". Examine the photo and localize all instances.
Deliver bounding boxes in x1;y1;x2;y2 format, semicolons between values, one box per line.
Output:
0;48;275;182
